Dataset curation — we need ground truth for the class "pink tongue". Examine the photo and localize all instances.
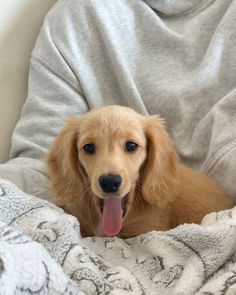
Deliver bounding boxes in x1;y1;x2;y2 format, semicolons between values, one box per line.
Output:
102;197;123;236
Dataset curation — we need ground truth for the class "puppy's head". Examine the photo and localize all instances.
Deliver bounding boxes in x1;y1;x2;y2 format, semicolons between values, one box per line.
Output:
47;105;178;236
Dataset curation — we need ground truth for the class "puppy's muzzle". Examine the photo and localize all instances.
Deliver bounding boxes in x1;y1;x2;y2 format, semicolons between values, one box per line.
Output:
99;174;122;193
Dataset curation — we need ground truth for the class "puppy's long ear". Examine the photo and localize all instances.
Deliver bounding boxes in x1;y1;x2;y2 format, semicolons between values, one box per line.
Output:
141;116;179;207
46;117;84;205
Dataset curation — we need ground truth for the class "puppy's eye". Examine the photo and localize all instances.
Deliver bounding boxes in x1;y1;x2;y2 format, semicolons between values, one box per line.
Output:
125;141;138;152
83;143;96;154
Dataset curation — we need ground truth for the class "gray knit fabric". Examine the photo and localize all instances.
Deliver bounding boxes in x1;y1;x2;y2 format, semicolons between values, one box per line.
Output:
0;0;235;201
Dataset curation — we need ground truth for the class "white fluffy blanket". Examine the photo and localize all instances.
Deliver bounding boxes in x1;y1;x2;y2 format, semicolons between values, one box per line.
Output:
1;177;236;295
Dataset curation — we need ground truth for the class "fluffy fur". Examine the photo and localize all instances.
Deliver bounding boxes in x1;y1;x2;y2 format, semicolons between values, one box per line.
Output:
46;105;232;238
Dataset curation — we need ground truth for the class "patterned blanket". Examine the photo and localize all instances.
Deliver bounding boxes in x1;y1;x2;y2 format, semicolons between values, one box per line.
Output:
1;177;236;295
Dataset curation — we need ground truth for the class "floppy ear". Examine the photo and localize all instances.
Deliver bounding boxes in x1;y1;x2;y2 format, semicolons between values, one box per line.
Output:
141;116;179;207
46;117;85;205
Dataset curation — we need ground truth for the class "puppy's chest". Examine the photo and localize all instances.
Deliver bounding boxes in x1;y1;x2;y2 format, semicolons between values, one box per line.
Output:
93;221;104;237
120;215;170;238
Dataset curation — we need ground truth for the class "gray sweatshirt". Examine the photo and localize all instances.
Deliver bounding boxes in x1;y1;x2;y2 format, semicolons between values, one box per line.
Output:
0;0;236;201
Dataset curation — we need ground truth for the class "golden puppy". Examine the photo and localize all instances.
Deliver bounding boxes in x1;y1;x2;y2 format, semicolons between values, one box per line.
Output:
46;105;232;238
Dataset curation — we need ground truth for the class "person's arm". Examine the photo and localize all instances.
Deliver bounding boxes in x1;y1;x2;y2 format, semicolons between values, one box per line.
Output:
0;15;89;199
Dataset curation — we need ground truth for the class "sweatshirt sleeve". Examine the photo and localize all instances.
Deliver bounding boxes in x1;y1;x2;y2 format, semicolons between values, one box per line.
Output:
0;18;89;199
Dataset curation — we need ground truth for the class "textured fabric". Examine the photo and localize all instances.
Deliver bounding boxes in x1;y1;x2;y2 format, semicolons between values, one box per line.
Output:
0;0;56;163
0;182;80;294
0;0;235;201
1;177;236;294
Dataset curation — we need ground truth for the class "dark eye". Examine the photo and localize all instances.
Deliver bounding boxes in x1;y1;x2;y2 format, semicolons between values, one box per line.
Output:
83;143;96;154
125;141;138;152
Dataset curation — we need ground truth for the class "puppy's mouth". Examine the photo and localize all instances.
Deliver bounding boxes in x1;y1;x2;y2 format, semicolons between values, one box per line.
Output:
98;194;129;237
99;194;129;217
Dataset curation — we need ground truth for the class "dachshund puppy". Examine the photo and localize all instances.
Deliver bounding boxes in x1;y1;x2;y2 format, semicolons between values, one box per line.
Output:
46;105;232;238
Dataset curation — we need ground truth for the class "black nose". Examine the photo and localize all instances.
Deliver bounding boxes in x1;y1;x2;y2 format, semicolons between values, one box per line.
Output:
99;174;122;193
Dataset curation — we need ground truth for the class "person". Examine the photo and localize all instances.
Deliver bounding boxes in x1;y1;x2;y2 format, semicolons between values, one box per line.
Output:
0;0;235;202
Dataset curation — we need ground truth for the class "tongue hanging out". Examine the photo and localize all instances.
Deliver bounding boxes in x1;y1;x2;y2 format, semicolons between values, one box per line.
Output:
102;197;123;236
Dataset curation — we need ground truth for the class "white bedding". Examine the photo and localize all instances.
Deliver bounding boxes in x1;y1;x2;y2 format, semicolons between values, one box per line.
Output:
1;177;236;295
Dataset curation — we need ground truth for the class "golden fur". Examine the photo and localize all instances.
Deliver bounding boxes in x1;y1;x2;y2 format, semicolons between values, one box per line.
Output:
46;105;233;238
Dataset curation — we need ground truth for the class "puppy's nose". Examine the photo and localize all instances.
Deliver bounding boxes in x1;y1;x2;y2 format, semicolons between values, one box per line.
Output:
99;174;122;193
